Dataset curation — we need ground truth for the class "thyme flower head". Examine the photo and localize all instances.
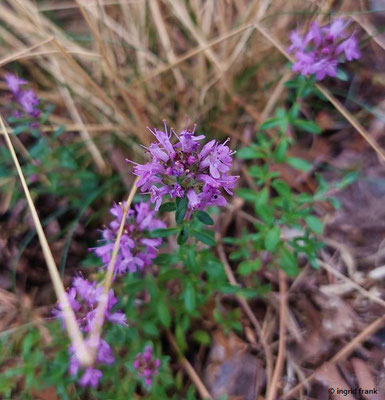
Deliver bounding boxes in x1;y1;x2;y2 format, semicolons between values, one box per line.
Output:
133;346;161;387
129;120;239;214
288;18;361;80
53;276;126;387
93;201;166;276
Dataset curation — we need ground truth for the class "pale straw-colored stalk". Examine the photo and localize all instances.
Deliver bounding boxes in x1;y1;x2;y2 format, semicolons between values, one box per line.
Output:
0;116;91;365
86;177;139;362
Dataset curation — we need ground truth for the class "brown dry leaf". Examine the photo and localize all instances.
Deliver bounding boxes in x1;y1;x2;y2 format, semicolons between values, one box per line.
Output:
313;294;358;340
316;362;355;400
204;330;264;400
351;358;383;400
0;288;19;331
31;387;59;400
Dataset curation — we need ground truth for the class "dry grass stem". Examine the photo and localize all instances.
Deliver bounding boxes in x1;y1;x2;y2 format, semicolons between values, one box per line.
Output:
217;241;273;390
266;271;288;400
318;259;385;308
0;116;91;365
166;330;213;400
86;177;139;363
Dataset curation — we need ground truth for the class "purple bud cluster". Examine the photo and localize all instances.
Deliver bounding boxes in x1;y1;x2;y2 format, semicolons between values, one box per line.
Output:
4;73;41;118
129;121;239;213
53;276;126;387
133;346;161;387
288;18;361;80
93;201;166;276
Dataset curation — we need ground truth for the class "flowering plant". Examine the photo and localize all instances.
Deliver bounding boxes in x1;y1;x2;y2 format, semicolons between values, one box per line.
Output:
130;121;239;215
288;18;360;80
93;202;166;276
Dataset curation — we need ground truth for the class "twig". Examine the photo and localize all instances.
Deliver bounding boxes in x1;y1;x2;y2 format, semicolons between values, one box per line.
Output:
217;241;273;390
318;259;385;308
266;271;287;400
166;330;213;400
0;116;91;365
86;177;139;362
281;314;385;399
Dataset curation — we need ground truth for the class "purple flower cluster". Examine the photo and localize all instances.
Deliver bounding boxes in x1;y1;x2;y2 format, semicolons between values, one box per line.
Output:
53;276;126;387
4;73;41;118
93;201;166;276
129;121;239;213
288;18;361;80
133;346;161;387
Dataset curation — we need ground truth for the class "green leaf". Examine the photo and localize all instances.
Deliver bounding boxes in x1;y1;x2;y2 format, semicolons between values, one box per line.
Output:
159;202;176;212
195;210;214;225
175;324;187;353
265;226;281;251
157;300;171;327
142;321;159;336
336;68;349;81
150;227;180;238
255;187;269;207
305;215;323;234
237;188;259;202
177;226;189;245
237;147;264;160
155;253;179;266
175;196;188;224
288;103;300;120
259;117;281;131
192;230;216;246
274;140;289;162
286;157;312;172
192;330;211;345
293;119;321;134
271;180;291;198
238;259;262;276
255;204;274;224
184;282;196;313
278;247;299;276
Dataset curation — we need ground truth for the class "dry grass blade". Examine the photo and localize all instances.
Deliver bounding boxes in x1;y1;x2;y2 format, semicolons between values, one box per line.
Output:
149;0;185;90
134;22;254;86
0;37;54;67
0;116;90;365
51;57;108;174
86;177;139;362
38;0;141;12
167;0;223;72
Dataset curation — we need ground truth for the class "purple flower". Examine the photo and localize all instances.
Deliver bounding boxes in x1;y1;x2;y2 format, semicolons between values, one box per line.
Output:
128;121;239;214
288;18;361;80
53;277;125;388
68;339;114;387
78;368;103;388
53;276;126;332
4;73;41;120
336;34;361;61
18;89;40;117
93;202;166;276
4;73;27;94
133;346;161;387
